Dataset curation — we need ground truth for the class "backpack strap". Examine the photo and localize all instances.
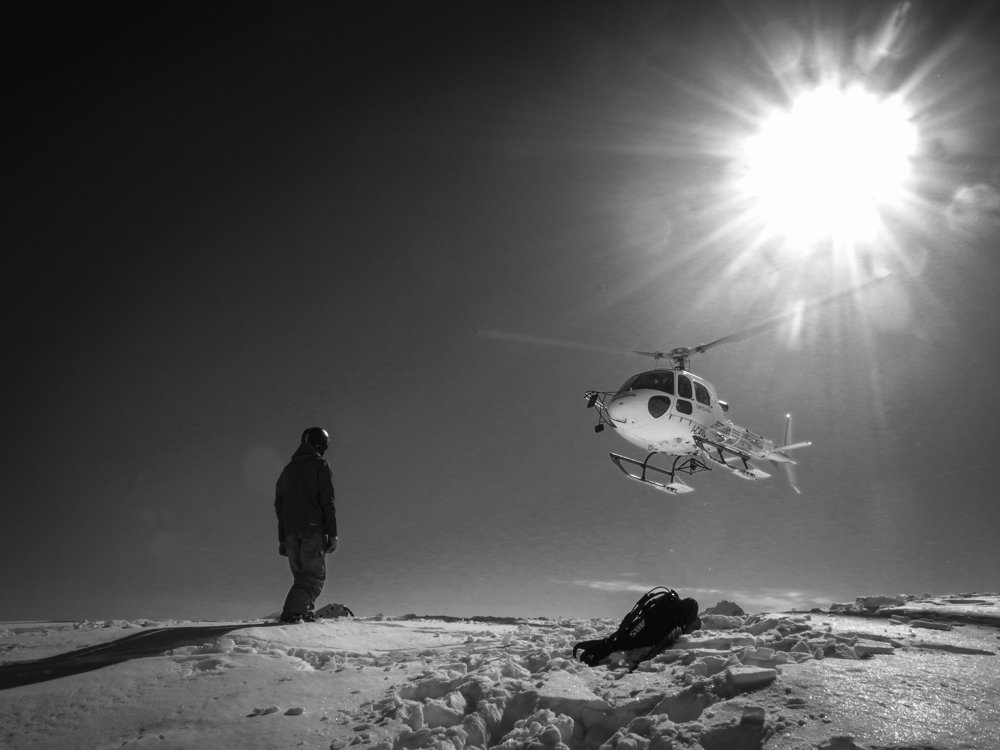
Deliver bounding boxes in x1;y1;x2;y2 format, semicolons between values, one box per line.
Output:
627;625;684;672
622;588;682;672
572;637;615;666
612;587;677;646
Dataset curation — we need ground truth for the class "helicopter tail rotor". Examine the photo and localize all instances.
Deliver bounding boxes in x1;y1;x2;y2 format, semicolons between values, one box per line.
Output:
770;458;801;494
769;414;810;494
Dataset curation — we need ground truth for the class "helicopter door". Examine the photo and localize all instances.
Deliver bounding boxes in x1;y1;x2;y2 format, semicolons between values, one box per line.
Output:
676;375;694;415
694;382;711;406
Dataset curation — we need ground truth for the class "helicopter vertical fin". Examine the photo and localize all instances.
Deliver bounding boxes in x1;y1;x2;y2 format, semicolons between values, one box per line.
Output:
771;414;805;494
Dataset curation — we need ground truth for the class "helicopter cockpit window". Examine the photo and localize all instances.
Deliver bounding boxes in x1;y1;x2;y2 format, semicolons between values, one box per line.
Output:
678;375;693;399
629;370;674;395
694;382;711;406
615;375;640;396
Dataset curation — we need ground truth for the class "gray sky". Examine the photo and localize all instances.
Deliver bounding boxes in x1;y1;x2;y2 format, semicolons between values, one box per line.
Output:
5;0;1000;621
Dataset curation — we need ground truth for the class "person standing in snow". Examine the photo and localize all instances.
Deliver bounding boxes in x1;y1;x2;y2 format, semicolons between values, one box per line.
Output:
274;427;338;623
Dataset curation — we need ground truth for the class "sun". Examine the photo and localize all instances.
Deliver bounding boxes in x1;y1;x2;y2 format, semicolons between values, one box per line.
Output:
742;85;918;246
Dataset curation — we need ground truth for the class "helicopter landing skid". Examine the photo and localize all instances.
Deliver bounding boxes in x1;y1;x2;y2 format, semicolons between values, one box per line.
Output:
609;452;708;495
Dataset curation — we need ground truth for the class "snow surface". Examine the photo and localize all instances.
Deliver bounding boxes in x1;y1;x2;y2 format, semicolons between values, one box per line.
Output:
1;594;998;749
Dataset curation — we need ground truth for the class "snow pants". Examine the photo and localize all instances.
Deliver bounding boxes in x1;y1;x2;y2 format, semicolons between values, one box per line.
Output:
281;531;327;617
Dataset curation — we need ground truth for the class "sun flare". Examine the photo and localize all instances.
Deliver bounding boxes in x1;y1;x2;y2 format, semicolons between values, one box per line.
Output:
742;86;918;245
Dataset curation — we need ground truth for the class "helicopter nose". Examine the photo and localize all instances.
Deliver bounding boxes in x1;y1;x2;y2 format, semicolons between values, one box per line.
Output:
607;392;673;424
607;393;668;424
606;395;634;424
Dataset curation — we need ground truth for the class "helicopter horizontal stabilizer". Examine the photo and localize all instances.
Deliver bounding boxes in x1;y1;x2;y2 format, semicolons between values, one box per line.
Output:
778;441;812;452
765;450;809;464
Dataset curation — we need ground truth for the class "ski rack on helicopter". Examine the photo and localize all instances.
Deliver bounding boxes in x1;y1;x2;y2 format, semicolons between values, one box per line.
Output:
694;436;772;482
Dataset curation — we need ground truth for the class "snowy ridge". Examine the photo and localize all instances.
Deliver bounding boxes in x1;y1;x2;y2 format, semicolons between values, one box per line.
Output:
1;594;998;749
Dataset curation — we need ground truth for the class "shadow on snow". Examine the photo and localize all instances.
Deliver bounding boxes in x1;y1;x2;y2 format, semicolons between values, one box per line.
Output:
0;622;277;690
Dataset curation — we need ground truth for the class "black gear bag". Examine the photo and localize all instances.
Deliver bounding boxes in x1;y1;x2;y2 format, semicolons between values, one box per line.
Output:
572;587;701;671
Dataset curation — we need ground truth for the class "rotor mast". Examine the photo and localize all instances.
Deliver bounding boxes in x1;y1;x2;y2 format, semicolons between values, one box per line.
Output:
632;346;704;371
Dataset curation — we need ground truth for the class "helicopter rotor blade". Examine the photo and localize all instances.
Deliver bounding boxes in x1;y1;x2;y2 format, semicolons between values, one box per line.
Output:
475;329;630;357
633;350;669;361
480;272;891;366
777;414;815;452
686;272;893;356
778;441;813;452
771;459;803;495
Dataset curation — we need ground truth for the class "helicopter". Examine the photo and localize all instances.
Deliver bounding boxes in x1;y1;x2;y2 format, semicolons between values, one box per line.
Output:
480;274;889;495
583;341;809;495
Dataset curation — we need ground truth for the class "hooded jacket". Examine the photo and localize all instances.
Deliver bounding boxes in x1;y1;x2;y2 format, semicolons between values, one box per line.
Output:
275;442;337;541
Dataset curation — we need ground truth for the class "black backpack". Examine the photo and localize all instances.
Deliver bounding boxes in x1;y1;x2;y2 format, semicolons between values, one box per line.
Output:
573;587;701;671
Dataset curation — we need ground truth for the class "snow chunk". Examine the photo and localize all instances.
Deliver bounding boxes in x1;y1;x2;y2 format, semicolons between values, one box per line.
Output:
911;619;953;631
423;694;465;728
698;614;744;631
857;595;907;611
703;600;745;616
745;618;782;636
738;646;789;669
492;709;574;750
675;633;755;651
725;666;777;692
698;700;767;750
688;654;734;677
398;671;465;702
651;684;713;722
536;671;609;711
853;640;894;656
817;736;868;750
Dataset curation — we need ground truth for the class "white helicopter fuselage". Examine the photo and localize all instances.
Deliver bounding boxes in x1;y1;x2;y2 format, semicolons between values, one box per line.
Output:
607;386;718;455
603;368;791;463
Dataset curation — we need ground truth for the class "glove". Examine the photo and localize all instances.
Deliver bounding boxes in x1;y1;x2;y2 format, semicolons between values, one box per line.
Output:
324;535;338;554
278;543;287;557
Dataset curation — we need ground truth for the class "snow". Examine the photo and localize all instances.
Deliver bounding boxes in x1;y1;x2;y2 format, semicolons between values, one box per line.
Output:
1;594;998;749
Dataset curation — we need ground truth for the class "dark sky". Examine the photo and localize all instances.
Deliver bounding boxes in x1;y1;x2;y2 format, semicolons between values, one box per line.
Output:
5;1;1000;621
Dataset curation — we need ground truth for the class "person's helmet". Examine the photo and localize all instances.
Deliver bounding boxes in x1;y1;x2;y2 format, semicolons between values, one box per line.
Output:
301;427;330;455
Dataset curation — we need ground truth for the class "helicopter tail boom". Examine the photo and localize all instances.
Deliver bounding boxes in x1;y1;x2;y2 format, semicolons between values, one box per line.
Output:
766;441;812;464
698;443;773;480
